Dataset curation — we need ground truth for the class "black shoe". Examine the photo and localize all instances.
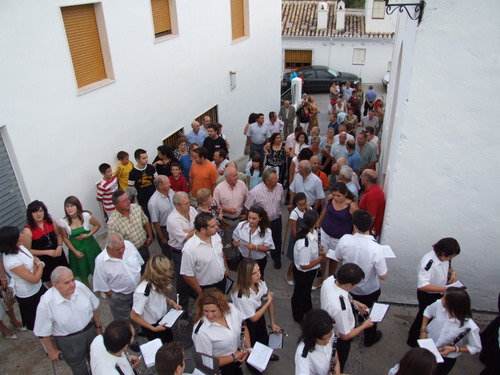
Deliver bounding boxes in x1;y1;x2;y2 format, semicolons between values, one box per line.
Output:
270;354;280;361
274;262;282;269
129;341;141;352
364;330;382;347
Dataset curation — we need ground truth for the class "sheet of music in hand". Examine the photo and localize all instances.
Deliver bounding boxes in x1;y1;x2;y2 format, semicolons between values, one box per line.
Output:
446;280;466;288
268;332;284;349
368;303;390;323
140;338;163;367
417;338;444;363
159;309;184;327
247;342;273;372
380;245;396;258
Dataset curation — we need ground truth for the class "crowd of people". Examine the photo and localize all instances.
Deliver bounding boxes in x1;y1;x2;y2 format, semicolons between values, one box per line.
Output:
0;94;497;375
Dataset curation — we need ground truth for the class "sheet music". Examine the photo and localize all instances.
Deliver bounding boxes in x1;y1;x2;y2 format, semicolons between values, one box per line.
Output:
268;333;284;349
369;303;389;322
447;280;465;288
418;338;444;363
381;245;396;258
247;341;273;372
201;354;214;369
140;338;162;367
190;369;206;375
159;309;184;327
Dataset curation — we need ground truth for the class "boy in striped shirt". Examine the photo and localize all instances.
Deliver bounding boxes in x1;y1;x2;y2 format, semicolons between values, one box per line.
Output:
97;163;118;217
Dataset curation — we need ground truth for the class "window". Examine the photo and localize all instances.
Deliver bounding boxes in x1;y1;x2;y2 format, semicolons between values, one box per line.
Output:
284;50;312;69
61;3;113;91
372;0;386;19
231;0;247;41
316;70;332;79
302;69;315;79
151;0;172;38
353;48;366;65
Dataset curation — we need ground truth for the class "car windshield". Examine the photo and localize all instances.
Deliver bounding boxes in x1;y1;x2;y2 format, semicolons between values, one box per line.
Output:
328;68;340;78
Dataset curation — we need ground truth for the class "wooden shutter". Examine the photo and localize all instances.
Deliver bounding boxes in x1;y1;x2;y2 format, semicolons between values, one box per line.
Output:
285;50;312;69
61;4;106;88
231;0;245;40
151;0;172;36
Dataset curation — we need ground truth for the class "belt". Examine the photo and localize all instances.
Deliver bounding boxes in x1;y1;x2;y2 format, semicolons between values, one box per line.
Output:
60;320;93;337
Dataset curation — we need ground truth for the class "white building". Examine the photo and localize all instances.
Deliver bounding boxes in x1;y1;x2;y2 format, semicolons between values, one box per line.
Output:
0;0;281;227
380;0;500;311
281;0;396;83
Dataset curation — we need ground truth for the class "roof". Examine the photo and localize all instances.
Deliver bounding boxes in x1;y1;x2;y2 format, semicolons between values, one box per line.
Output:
281;1;394;38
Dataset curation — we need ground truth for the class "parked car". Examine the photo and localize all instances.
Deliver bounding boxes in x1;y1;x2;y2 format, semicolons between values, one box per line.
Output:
281;65;361;93
382;72;390;90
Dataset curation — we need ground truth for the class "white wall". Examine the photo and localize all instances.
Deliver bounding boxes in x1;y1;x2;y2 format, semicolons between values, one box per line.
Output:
282;37;393;84
380;0;500;311
0;0;281;226
364;0;397;33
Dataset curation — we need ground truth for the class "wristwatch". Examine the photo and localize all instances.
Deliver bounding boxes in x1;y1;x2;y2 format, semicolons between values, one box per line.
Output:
231;353;237;362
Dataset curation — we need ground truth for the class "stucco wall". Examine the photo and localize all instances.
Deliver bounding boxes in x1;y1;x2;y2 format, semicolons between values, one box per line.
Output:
380;0;500;311
0;0;281;225
282;37;393;84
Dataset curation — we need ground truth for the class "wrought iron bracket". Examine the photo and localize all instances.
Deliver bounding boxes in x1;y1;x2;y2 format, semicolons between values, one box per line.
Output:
385;0;425;25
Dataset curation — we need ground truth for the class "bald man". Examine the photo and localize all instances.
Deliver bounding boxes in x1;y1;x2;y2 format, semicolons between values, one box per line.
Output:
186;121;207;147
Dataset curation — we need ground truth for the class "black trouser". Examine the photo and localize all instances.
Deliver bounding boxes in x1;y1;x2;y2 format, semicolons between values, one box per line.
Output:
363;101;374;116
436;357;457;375
171;248;190;314
407;290;442;346
291;266;317;323
220;362;243;375
141;323;173;344
270;218;282;265
138;246;150;274
201;277;226;295
245;315;269;375
16;285;46;330
337;337;351;373
350;289;381;344
255;257;267;281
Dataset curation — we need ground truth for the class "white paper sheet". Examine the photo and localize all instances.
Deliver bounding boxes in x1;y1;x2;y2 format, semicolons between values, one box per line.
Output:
201;354;214;369
159;309;184;327
381;245;396;258
190;369;206;375
447;280;465;288
369;303;389;322
418;338;444;363
140;338;162;367
268;333;284;349
247;341;273;372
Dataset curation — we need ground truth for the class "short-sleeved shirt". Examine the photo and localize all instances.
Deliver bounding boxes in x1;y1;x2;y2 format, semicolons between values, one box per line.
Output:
295;335;335;375
133;280;168;324
179;154;193;180
289;172;325;206
166;207;197;249
34;281;99;336
232;222;274;260
169;175;188;193
186;130;207;147
128;164;157;206
245;182;285;221
358;184;385;236
346;150;361;172
203;136;228;161
330;143;347;162
365;89;377;102
213;180;249;219
115;161;134;191
192;304;244;357
96;176;118;212
93;241;144;294
320;276;355;336
332;233;387;295
189;161;218;196
294;231;321;272
356;142;377;169
147;189;174;225
91;335;134;375
3;246;42;298
247;122;271;145
180;233;226;286
417;251;449;291
231;281;268;320
107;204;148;249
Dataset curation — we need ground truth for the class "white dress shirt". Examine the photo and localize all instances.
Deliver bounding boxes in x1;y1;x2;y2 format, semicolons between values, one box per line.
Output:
230;281;268;320
424;299;481;358
3;245;42;298
417;251;449;291
34;281;99;336
90;334;134;375
294;231;321;272
133;280;168;324
295;334;335;375
166;207;197;249
320;276;355;336
192;304;244;357
180;233;226;286
232;222;274;260
333;233;387;295
93;241;143;294
289;172;325;206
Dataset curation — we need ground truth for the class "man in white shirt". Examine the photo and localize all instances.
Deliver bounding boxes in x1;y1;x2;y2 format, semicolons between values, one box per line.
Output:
90;320;140;375
181;212;229;295
148;175;175;258
332;210;388;347
34;266;102;375
289;160;325;211
264;111;284;136
166;191;197;311
93;233;143;350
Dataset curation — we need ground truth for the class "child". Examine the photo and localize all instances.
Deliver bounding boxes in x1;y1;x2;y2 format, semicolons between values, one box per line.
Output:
285;192;311;285
114;151;134;190
420;287;481;375
407;237;461;347
168;162;188;193
96;163;118;215
246;153;264;190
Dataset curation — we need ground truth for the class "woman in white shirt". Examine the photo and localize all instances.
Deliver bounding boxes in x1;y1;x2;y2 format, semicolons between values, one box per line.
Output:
230;259;281;363
232;205;274;280
131;254;181;343
295;309;340;375
192;288;250;375
0;226;45;330
420;287;481;375
291;210;326;323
